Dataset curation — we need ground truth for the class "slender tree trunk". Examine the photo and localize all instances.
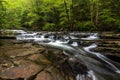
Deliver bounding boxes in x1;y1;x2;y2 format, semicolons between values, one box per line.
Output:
52;7;57;31
71;0;74;30
63;0;71;30
90;0;94;22
64;0;70;22
95;1;99;25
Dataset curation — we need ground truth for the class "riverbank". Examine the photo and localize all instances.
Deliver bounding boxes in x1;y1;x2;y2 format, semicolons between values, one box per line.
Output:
0;39;88;80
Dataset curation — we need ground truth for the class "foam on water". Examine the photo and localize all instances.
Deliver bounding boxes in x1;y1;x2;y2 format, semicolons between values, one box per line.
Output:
81;33;99;40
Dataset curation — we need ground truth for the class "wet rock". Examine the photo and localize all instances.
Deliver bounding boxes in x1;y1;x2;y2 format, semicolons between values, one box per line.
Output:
100;32;120;39
0;35;15;39
92;47;120;53
4;46;43;57
15;47;40;57
12;59;32;66
106;55;120;63
35;67;65;80
0;63;42;80
69;58;88;74
42;49;88;80
90;38;120;64
98;44;120;48
28;54;41;61
35;71;53;80
0;39;45;58
22;43;33;48
56;57;88;80
28;54;51;66
37;48;46;53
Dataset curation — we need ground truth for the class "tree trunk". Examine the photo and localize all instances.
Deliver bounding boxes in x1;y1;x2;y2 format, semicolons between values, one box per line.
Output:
90;0;94;22
71;0;74;31
95;1;99;26
64;0;70;22
63;0;71;30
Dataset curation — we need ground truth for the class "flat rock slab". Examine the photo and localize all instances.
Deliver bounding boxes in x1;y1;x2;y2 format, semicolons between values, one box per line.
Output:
28;54;51;65
0;63;42;79
8;46;41;57
0;40;45;58
35;71;53;80
35;67;64;80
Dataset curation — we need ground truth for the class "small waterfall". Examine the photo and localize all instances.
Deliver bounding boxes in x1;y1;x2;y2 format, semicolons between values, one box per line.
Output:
84;44;120;74
81;33;99;40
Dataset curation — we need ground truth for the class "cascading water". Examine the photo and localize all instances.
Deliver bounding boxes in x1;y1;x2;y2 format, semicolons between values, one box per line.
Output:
81;33;99;40
83;43;120;74
15;31;120;80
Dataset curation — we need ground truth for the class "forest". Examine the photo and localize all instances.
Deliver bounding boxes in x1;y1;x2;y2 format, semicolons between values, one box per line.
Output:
1;0;120;80
0;0;120;31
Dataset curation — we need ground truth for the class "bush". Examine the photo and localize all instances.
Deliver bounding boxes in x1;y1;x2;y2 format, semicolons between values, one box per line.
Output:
83;21;97;31
75;21;83;31
42;23;56;31
115;20;120;31
59;17;69;30
99;10;117;31
75;21;97;31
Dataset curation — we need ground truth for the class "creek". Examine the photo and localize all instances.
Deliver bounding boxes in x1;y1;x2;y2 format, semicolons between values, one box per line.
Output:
16;31;120;80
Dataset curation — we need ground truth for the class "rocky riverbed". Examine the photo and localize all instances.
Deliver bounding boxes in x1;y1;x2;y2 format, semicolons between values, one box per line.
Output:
0;39;89;80
0;32;120;80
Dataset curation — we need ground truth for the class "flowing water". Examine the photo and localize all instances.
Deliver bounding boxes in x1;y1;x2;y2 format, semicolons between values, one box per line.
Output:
16;31;120;80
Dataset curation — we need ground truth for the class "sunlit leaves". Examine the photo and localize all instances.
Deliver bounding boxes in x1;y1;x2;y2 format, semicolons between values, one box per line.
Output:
0;0;120;31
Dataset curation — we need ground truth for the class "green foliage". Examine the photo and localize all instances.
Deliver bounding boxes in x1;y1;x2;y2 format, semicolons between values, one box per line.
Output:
59;16;69;30
115;20;120;31
0;0;6;29
42;23;56;31
75;21;97;31
99;9;117;31
83;21;97;31
75;21;83;30
26;13;39;27
0;0;120;31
